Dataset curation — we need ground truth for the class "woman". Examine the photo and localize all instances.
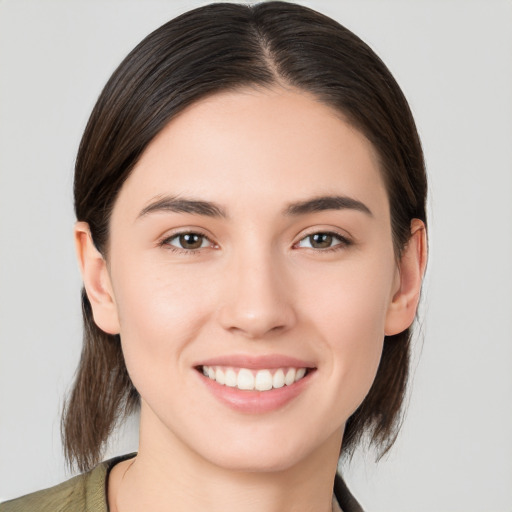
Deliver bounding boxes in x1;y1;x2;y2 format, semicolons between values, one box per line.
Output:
1;2;427;511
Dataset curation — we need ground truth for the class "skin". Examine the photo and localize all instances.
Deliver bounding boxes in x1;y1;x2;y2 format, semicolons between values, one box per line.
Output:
75;86;427;512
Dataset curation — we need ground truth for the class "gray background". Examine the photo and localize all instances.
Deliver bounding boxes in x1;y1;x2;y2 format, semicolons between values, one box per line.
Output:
1;1;511;510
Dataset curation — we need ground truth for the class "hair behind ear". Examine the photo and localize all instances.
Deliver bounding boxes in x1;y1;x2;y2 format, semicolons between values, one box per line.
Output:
61;289;139;472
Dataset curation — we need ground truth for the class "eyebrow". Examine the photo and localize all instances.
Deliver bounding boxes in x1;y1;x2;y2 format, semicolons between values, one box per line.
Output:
138;196;227;219
137;194;372;220
283;195;373;217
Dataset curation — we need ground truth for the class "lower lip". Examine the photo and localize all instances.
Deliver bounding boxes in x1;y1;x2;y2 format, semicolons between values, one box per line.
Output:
197;370;314;414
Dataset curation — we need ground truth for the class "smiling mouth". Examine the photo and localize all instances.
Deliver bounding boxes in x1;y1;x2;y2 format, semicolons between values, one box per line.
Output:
198;365;312;392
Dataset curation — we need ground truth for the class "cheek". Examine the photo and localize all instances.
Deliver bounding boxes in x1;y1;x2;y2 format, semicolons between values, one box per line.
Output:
299;257;394;409
109;257;217;389
300;253;394;343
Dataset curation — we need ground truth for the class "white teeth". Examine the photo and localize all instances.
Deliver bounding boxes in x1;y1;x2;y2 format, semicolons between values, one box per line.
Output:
285;368;296;386
295;368;306;381
215;368;225;385
272;369;285;389
237;368;255;390
225;369;237;387
202;365;309;391
255;370;273;391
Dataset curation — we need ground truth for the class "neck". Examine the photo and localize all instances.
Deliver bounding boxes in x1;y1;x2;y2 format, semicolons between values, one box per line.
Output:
110;404;343;512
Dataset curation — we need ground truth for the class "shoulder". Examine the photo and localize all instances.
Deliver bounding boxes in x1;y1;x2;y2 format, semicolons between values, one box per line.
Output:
0;471;99;512
0;454;135;512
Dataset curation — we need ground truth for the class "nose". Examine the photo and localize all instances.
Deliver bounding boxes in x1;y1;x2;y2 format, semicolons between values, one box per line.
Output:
217;248;297;340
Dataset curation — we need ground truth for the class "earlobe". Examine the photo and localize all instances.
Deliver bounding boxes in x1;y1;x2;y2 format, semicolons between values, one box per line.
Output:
384;219;427;336
74;222;120;335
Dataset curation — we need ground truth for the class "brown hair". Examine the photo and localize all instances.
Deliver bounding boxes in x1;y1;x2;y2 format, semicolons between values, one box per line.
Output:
63;1;427;472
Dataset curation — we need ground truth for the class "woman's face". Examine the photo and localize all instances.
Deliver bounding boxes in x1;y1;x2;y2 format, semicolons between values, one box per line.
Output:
97;87;403;471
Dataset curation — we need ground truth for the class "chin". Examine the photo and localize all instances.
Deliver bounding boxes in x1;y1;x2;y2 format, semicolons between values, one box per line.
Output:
203;446;308;474
191;425;340;474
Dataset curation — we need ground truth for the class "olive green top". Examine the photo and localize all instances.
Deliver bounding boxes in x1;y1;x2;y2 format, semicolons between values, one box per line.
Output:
1;454;362;512
0;454;135;512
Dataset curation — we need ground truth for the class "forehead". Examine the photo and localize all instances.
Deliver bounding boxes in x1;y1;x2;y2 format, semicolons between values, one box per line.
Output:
113;86;388;220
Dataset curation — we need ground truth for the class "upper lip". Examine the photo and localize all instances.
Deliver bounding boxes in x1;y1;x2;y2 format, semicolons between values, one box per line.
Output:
195;354;316;370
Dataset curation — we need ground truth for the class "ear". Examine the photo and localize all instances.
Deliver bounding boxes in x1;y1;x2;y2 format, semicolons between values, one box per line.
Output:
74;222;120;335
385;219;428;336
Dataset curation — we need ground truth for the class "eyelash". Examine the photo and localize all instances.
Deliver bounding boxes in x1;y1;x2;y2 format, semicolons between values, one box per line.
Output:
158;231;216;256
159;230;352;256
294;231;352;252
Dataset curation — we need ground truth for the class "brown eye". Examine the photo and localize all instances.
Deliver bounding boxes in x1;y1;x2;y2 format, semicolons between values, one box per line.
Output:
167;232;209;250
309;233;333;249
296;232;349;250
